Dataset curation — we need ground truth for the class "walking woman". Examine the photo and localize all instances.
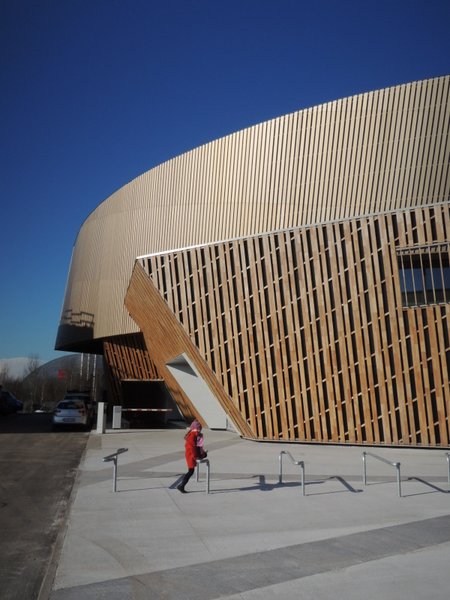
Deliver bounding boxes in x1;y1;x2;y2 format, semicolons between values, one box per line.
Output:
177;419;203;493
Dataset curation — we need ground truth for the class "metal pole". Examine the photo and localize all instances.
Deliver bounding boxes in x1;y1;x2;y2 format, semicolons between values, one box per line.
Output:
206;460;210;494
103;448;128;493
279;452;284;484
113;457;117;492
278;451;304;494
396;463;401;498
362;452;367;485
362;451;401;497
446;453;450;488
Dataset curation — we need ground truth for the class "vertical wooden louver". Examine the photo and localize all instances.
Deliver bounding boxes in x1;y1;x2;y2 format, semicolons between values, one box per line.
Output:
135;202;450;446
124;264;255;436
57;77;450;446
103;333;160;404
57;76;450;349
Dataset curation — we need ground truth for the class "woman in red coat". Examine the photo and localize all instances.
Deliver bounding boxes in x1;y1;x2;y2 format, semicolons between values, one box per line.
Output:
177;420;202;493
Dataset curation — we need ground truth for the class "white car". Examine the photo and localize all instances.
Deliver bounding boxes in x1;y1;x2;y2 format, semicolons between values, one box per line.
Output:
63;391;96;417
52;399;91;429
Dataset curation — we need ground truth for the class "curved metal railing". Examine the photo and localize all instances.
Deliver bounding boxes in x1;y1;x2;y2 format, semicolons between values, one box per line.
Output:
278;451;305;496
362;451;401;497
103;447;128;492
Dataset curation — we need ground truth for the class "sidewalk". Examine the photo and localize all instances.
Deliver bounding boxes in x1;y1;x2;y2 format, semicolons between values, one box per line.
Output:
45;428;450;599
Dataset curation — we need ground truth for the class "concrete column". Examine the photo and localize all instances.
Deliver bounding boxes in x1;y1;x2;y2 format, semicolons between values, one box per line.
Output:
112;405;122;429
96;402;106;434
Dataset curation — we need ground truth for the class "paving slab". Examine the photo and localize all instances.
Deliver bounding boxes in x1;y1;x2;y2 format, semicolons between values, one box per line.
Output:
44;428;450;599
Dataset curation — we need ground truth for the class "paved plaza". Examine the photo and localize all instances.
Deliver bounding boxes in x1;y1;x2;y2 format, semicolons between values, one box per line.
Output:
42;428;450;599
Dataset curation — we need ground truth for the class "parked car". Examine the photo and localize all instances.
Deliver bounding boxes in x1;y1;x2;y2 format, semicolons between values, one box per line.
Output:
0;390;23;416
63;390;96;418
52;399;92;429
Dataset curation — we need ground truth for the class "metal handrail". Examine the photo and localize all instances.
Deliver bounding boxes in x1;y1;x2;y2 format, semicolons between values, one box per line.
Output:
278;451;305;496
196;458;210;494
362;451;401;497
103;448;128;492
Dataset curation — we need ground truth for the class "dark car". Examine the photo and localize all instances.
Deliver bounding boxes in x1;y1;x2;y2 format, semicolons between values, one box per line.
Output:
0;391;24;415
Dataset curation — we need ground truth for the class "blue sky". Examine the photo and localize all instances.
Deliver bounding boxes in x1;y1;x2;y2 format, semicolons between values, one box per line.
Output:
1;0;449;363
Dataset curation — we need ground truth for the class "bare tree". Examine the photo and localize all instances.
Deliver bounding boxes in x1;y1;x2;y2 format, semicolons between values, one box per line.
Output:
25;354;41;378
21;355;41;411
0;362;10;384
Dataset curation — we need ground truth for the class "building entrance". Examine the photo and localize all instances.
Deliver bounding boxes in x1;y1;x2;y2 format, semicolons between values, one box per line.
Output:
120;379;181;428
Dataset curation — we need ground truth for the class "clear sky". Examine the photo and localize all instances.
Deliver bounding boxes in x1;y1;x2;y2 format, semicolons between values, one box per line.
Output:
1;0;449;363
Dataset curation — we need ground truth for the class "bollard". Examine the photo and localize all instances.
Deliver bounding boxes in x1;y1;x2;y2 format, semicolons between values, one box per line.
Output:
96;402;106;434
112;405;122;429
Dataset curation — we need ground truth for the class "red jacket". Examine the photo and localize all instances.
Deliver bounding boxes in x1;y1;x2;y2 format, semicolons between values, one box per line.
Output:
184;430;200;469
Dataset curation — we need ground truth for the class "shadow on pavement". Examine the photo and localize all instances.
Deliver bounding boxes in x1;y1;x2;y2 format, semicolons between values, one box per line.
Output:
404;476;450;496
0;412;53;433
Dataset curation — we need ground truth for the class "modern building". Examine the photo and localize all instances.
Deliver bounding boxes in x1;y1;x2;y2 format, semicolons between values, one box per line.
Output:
56;75;450;447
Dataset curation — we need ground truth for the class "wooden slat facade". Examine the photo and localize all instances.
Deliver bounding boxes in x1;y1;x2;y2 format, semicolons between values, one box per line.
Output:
124;264;254;436
55;76;450;445
133;202;450;446
56;76;450;350
103;333;160;404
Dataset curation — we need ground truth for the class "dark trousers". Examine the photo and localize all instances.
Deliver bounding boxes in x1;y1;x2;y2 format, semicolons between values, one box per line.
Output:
180;467;195;489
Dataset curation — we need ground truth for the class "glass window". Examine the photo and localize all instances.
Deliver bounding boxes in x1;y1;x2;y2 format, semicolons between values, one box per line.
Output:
397;244;450;307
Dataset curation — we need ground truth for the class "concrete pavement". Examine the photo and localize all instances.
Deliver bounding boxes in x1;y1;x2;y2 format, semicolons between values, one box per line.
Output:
42;427;450;599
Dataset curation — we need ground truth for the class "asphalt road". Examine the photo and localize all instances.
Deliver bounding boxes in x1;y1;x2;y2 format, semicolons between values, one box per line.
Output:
0;413;89;600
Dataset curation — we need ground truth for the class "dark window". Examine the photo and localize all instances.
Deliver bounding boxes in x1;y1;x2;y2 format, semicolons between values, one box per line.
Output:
397;243;450;307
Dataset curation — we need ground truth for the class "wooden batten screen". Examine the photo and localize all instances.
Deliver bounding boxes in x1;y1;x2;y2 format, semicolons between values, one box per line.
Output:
103;333;160;404
139;202;450;446
124;263;255;436
58;76;450;353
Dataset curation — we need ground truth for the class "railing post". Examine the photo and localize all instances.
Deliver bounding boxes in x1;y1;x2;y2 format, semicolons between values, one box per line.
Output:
205;460;210;494
446;453;450;488
395;462;402;498
196;458;210;494
361;451;401;497
300;461;305;497
103;448;128;493
112;456;118;492
278;451;305;495
362;451;367;485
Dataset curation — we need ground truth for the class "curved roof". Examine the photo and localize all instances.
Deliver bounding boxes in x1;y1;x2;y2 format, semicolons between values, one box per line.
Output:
56;75;450;351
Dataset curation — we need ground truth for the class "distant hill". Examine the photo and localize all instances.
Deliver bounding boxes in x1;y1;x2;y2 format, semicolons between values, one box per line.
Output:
0;357;44;380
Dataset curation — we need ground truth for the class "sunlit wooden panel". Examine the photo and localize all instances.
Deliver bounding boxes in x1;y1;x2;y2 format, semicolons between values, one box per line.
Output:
56;76;450;351
54;76;450;447
138;202;450;446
